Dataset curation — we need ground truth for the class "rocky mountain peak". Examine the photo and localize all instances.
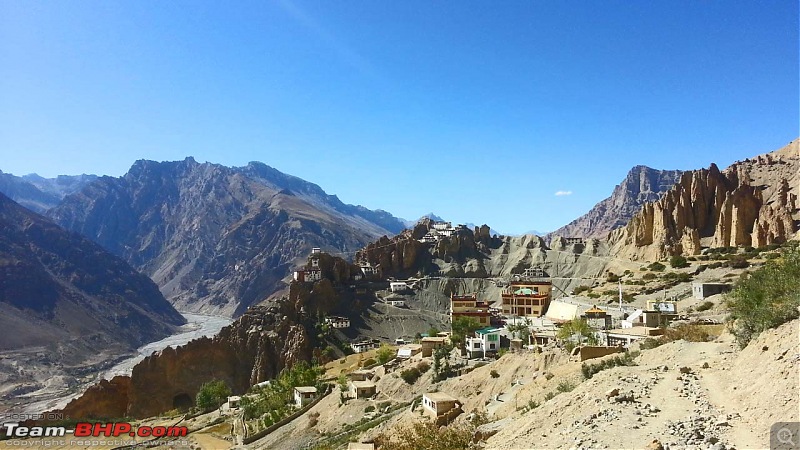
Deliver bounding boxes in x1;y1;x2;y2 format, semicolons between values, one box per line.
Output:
550;165;684;240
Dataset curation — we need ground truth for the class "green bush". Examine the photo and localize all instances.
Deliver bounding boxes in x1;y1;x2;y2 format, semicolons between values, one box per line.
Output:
727;246;800;348
573;285;592;295
695;301;714;312
638;338;664;350
400;368;421;384
606;272;620;282
376;344;395;365
581;351;638;379
670;255;689;268
416;361;430;373
544;392;556;401
490;370;499;378
648;262;666;272
642;273;657;280
728;255;750;269
556;381;575;393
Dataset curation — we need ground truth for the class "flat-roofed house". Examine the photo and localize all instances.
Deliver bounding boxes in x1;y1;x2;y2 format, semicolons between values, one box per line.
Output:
349;380;377;399
422;392;462;422
293;386;317;407
421;336;447;357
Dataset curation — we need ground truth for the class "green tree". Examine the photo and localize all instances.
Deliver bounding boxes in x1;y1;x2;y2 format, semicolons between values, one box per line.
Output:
507;318;532;344
427;326;441;337
376;343;395;364
196;379;232;410
726;245;800;348
450;316;481;348
556;319;599;352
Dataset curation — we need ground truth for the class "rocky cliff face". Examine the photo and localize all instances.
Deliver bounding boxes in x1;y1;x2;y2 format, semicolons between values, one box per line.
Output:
0;171;97;213
54;281;342;419
48;158;404;317
608;140;799;260
551;166;683;240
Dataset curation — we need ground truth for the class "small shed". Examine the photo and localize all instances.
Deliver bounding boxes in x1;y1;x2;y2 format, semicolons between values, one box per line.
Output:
227;396;241;409
692;282;731;300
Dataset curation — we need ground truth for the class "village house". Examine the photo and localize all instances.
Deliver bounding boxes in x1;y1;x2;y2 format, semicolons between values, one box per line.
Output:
349;380;377;399
293;268;322;283
465;327;501;358
325;316;350;329
422;392;462;420
350;339;380;353
293;386;317;408
389;281;409;293
420;336;447;357
386;299;405;307
450;294;491;327
501;280;553;317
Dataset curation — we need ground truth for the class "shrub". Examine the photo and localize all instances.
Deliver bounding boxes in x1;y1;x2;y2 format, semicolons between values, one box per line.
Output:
695;301;714;312
606;272;620;282
556;381;575;393
364;405;375;413
728;255;750;269
416;361;430;373
544;392;556;401
642;273;657;280
726;246;800;348
573;285;591;295
638;338;664;350
490;370;499;378
373;420;476;450
670;255;689;268
663;324;712;342
581;351;638;379
400;368;421;384
648;262;666;272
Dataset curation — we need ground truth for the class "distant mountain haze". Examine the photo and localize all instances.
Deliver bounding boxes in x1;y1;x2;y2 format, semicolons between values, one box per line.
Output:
0;170;97;213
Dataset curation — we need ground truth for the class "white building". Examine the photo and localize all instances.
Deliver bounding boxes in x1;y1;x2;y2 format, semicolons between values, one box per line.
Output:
466;327;501;358
325;316;350;328
293;386;317;407
389;281;408;293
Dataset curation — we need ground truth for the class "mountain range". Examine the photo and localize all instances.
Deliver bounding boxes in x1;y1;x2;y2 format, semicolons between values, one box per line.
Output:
46;158;407;317
0;192;184;404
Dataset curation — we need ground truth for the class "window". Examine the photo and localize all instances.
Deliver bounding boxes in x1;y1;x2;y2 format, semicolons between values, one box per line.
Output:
488;334;498;341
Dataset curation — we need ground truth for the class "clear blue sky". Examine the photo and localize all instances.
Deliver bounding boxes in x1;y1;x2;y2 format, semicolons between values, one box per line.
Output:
1;1;797;234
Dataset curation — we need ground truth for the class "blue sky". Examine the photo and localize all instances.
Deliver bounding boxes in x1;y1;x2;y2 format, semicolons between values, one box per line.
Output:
1;1;797;234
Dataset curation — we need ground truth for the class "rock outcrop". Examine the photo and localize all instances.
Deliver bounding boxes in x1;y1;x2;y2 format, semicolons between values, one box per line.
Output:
609;140;799;260
55;292;324;419
550;166;683;240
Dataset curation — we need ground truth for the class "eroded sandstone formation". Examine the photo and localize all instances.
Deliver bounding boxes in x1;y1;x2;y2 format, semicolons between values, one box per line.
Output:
609;141;799;260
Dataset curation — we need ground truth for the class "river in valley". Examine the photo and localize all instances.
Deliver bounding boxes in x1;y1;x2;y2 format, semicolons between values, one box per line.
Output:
103;313;233;379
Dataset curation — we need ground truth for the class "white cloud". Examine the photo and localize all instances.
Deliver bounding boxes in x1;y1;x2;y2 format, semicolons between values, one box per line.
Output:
554;190;573;196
